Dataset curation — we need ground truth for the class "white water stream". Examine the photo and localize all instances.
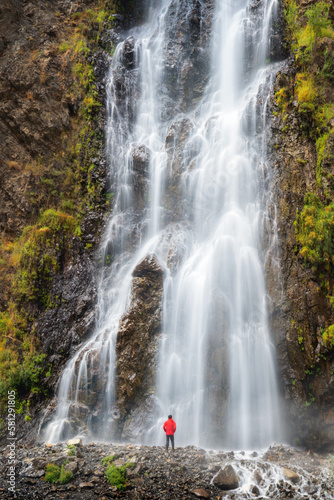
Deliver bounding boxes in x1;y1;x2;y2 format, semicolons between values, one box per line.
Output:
43;0;283;451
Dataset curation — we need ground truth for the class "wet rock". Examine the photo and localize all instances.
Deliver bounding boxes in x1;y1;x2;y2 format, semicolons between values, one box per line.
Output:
1;443;333;499
250;484;260;496
67;438;83;447
116;254;164;439
90;475;100;483
79;481;94;488
282;468;300;484
158;0;214;117
65;461;79;475
131;144;151;210
191;488;210;498
213;464;239;490
122;36;136;69
253;470;263;484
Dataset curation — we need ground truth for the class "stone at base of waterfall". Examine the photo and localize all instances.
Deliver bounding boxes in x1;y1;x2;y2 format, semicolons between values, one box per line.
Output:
79;482;94;489
251;484;260;496
253;470;263;484
191;488;211;498
65;461;79;474
213;464;239;490
282;468;300;484
67;438;83;447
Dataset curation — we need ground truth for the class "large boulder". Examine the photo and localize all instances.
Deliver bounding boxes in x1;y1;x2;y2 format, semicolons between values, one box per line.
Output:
282;468;300;484
213;464;239;490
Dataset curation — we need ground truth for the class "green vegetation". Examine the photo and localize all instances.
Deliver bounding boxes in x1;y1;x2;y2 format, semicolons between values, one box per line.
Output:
294;193;334;271
105;463;128;490
283;3;334;354
67;444;76;456
45;464;61;483
12;209;80;305
45;463;73;484
294;194;334;352
0;1;124;413
59;464;74;484
282;0;334;150
322;325;334;348
101;455;117;466
0;350;46;400
102;456;135;490
285;1;333;61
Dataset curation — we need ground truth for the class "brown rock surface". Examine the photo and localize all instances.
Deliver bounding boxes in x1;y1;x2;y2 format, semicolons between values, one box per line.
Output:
0;0;76;236
282;467;300;484
116;254;164;437
213;464;239;490
268;56;334;450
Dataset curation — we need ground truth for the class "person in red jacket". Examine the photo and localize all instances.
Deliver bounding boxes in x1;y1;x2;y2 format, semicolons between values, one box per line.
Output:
163;414;176;451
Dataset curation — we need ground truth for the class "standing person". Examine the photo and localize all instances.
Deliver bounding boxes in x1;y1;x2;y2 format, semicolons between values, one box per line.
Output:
163;414;176;451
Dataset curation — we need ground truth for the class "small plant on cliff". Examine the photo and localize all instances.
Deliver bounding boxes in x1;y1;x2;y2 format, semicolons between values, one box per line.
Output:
11;209;80;306
322;48;334;81
105;463;128;490
322;325;334;348
58;464;73;484
45;464;61;483
45;462;73;484
285;0;332;57
294;193;334;271
305;2;331;39
101;455;116;466
67;444;75;456
0;349;46;400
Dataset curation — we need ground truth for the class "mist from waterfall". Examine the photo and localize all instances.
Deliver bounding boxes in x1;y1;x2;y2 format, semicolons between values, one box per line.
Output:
43;0;283;450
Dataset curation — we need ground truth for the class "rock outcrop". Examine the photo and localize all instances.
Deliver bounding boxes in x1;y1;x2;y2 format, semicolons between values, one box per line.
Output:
267;55;334;450
115;254;164;440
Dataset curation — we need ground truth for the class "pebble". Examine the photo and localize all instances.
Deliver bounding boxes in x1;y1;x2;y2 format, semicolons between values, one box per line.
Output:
79;482;94;488
191;488;211;498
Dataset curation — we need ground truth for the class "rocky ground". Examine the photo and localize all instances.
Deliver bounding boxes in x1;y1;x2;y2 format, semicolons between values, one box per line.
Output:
1;441;334;499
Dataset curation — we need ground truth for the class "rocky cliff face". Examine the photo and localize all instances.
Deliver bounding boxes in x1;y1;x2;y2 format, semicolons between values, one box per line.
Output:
268;60;334;451
266;0;334;451
0;0;142;442
3;0;334;454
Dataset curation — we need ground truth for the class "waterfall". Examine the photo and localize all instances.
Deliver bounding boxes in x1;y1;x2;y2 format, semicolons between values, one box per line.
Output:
43;0;283;450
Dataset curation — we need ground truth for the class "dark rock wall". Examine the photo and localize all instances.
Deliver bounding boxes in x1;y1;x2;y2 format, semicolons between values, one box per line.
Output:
268;60;334;450
116;254;164;440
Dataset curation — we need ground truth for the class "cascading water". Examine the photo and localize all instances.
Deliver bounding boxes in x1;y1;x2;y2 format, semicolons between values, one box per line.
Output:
43;0;284;450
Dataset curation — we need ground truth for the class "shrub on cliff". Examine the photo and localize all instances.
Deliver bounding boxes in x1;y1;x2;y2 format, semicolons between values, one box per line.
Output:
45;464;61;483
105;463;128;490
12;209;80;307
294;193;334;271
44;463;73;484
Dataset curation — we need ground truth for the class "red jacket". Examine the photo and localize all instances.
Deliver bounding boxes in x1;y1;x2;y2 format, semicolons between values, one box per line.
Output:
163;418;176;435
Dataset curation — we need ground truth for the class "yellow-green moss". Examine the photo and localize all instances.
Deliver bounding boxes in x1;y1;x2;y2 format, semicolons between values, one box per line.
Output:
12;210;80;305
294;193;334;271
322;324;334;348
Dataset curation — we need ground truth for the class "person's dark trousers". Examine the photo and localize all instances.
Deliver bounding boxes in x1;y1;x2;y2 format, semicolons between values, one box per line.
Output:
166;434;174;451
